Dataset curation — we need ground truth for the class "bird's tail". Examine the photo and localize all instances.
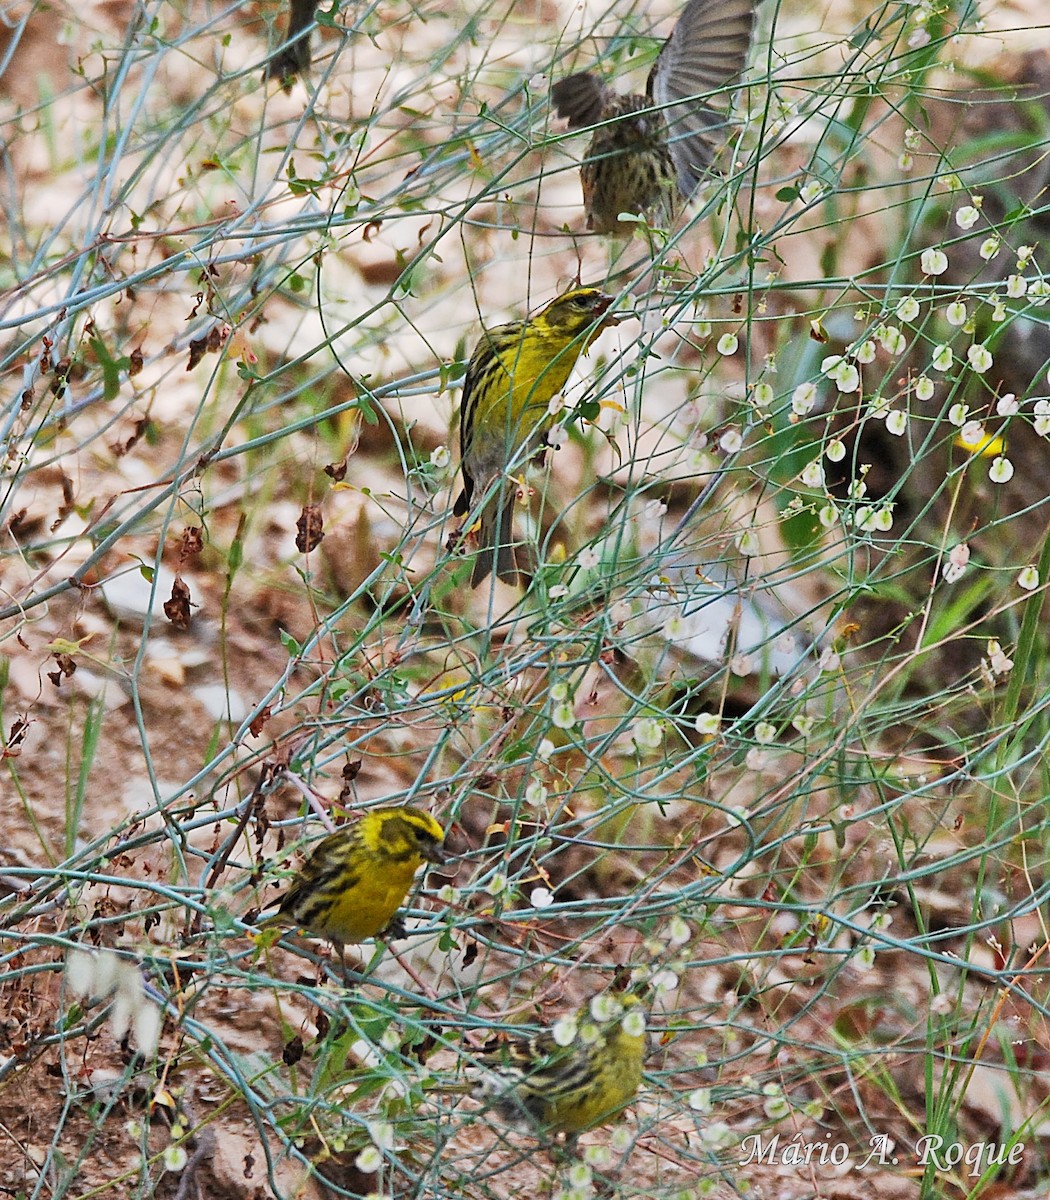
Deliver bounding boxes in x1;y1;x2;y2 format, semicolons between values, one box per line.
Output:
471;488;530;588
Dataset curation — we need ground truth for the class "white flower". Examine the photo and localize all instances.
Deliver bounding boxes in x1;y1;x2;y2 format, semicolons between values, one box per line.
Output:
996;393;1019;416
530;886;555;909
825;438;846;463
717;333;739;356
1006;274;1028;298
551;702;576;730
1017;565;1040;591
577;545;600;570
632;718;664;750
552;1017;578;1047
914;375;935;401
948;403;968;426
799;179;825;203
666;915;691;946
736;528;760;556
886;410;907;436
921;247;949;275
878;324;906;354
986;640;1013;676
791;381;818;415
979;236;1001;260
959;420;985;447
430;445;451;469
942;542;970;583
524;779;548;805
689;1088;713;1113
955;205;980;229
719;428;743;454
752;381;774;408
834;364;860;393
896;296;921;322
853;339;876;364
931;345;954;372
989;456;1014;483
944;301;967;326
754;720;776;744
355;1146;384;1174
694;712;720;735
800;460;825;487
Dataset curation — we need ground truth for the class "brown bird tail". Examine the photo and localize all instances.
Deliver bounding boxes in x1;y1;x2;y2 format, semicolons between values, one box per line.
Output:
471;493;528;588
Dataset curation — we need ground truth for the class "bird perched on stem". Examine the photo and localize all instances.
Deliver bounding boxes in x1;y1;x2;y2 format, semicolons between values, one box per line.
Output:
256;807;448;956
474;993;647;1141
453;287;618;588
551;0;755;235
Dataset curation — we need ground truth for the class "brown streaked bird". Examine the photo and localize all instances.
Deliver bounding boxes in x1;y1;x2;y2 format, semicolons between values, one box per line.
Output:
551;0;756;235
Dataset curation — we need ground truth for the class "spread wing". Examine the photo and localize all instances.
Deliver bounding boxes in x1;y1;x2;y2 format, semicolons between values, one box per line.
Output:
647;0;756;196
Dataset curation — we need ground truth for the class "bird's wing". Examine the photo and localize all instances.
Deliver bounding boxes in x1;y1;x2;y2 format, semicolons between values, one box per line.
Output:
647;0;756;196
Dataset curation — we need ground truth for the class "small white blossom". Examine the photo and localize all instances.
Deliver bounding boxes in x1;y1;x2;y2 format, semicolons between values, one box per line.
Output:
955;205;980;229
719;428;743;454
736;528;760;556
886;410;907;436
1017;565;1040;590
530;886;555;909
689;1088;713;1113
752;381;774;408
553;1017;579;1046
914;375;935;401
921;247;949;275
853;339;877;364
878;324;906;354
537;737;555;761
942;542;970;583
800;460;825;487
986;640;1013;676
959;420;985;447
355;1147;384;1174
996;393;1019;416
525;779;548;805
931;345;954;372
551;702;576;730
632;718;664;751
825;438;846;463
754;720;776;744
430;445;451;469
694;712;720;736
717;333;739;356
896;296;921;322
979;236;1001;260
792;381;818;415
989;456;1014;483
1006;274;1028;298
666;915;691;946
577;545;600;570
948;403;968;426
944;301;967;326
799;179;825;203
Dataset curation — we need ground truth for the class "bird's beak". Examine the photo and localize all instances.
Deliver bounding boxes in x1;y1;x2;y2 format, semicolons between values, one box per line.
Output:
426;842;451;865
